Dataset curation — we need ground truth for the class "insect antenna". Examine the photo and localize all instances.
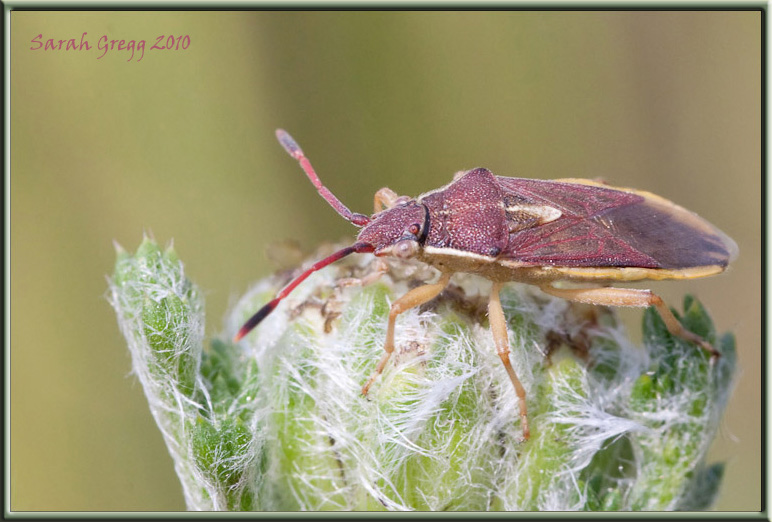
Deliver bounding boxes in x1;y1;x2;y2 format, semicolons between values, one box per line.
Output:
234;241;375;342
276;129;370;227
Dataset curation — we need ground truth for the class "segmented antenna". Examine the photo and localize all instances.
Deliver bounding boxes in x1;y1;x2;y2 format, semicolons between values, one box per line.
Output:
234;241;375;342
276;129;370;227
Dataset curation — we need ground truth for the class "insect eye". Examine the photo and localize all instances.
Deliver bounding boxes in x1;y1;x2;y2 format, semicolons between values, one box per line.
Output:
408;223;421;236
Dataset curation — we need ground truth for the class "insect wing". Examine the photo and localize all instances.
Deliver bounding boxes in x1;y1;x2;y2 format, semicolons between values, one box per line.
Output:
495;178;736;270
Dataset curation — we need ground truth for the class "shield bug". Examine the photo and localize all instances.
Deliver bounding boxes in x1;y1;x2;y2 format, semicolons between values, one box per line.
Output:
235;129;738;440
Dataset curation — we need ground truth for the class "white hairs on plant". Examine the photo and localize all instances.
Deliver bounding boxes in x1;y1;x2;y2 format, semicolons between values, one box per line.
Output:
111;238;735;511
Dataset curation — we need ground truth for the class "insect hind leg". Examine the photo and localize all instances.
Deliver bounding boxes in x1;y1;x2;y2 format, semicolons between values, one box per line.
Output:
361;273;451;396
489;282;530;440
538;284;720;359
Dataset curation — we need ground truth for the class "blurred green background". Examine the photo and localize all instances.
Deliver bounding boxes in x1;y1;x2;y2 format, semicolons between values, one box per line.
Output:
10;11;760;511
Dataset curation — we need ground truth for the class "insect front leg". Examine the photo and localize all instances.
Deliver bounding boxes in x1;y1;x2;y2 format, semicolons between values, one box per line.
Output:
336;258;390;288
489;282;530;441
538;285;720;359
373;187;401;212
361;272;452;396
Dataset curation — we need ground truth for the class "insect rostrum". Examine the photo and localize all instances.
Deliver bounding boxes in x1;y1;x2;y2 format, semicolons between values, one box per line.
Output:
235;129;737;441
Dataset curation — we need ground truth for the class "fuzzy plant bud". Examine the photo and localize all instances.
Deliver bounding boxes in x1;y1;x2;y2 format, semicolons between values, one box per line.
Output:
110;238;736;511
109;237;263;510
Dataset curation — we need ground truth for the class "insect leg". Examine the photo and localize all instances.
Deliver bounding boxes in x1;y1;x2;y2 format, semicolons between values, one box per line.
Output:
373;187;399;212
538;285;720;359
361;272;452;396
337;259;390;289
489;282;530;440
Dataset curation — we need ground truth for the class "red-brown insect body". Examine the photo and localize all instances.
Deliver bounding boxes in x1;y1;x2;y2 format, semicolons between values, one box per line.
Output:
236;130;736;440
358;167;735;279
420;168;511;258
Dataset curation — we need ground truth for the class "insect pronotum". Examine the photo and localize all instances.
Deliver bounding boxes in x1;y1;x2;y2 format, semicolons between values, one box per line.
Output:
235;129;738;440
